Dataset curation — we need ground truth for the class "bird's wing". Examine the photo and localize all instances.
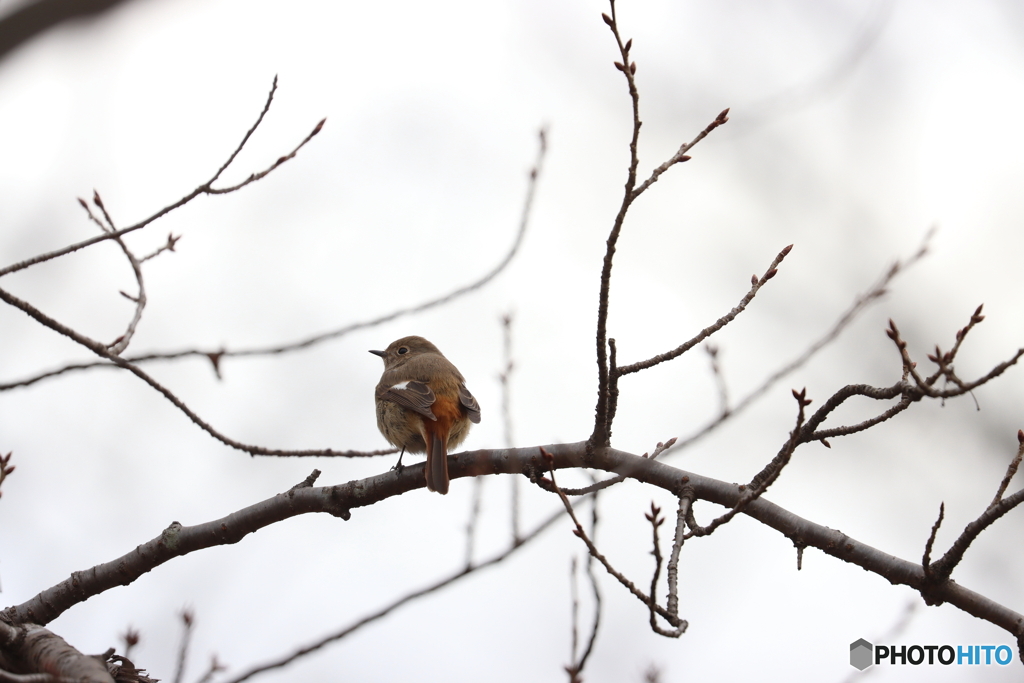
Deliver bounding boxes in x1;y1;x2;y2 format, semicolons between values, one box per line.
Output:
459;383;481;424
377;380;437;421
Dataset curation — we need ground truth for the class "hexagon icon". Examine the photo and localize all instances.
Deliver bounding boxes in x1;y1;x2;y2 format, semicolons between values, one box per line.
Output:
850;638;873;670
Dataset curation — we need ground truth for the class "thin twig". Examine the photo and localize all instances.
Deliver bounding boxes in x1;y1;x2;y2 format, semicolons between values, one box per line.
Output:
499;312;521;543
921;502;944;575
172;608;194;683
0;77;317;280
576;492;603;672
662;231;932;456
191;655;225;683
557;438;676;497
0;284;390;458
991;431;1024;509
81;191;147;355
665;493;691;618
120;626;140;661
616;244;792;377
705;344;729;417
0;452;14;499
221;504;567;683
690;389;809;539
0;129;549;393
925;487;1024;587
590;0;729;449
544;448;684;630
464;477;484;569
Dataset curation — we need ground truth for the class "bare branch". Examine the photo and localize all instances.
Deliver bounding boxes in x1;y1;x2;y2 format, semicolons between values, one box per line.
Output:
704;344;729;417
886;318;1024;399
665;492;692;617
1;128;548;393
0;284;390;458
0;623;113;683
556;438;676;497
663;231;932;456
0;452;14;499
991;431;1024;509
921;502;944;574
4;443;1022;649
79;191;147;355
544;448;686;631
499;312;521;544
632;107;730;198
191;655;225;683
171;609;194;683
0;77;317;280
692;388;810;539
0;0;135;63
590;0;730;449
221;504;565;683
119;627;140;661
576;496;602;674
616;244;793;377
925;487;1024;588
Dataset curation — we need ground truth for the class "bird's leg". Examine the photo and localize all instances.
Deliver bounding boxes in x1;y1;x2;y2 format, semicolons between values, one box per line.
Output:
391;447;407;473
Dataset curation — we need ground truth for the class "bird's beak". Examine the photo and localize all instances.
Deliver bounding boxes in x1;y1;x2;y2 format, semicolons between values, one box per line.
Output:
369;349;385;357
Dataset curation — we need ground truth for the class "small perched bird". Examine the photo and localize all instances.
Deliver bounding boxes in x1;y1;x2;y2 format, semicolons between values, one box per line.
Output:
370;336;481;494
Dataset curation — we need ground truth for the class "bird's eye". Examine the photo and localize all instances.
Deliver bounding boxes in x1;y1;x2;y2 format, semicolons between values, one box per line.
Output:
398;347;408;355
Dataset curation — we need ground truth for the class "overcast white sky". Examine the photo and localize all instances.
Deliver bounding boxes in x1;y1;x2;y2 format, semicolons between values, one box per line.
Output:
2;0;1024;681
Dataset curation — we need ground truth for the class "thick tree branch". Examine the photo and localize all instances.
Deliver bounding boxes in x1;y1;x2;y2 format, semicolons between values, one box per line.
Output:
0;0;134;63
0;622;113;683
4;445;1022;652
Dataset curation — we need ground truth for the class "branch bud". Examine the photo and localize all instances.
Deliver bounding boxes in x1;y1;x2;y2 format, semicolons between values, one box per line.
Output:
602;12;613;26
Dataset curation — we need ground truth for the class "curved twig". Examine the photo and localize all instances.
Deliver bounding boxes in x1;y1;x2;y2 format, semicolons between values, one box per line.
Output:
0;128;548;391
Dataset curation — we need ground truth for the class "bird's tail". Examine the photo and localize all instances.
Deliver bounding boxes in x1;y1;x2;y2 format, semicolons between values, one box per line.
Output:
425;432;450;495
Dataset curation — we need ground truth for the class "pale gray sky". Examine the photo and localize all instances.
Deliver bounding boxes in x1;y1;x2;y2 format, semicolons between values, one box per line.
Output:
2;1;1023;681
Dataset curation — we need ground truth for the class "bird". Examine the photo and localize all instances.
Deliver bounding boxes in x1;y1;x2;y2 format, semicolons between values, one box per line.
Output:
370;336;480;494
